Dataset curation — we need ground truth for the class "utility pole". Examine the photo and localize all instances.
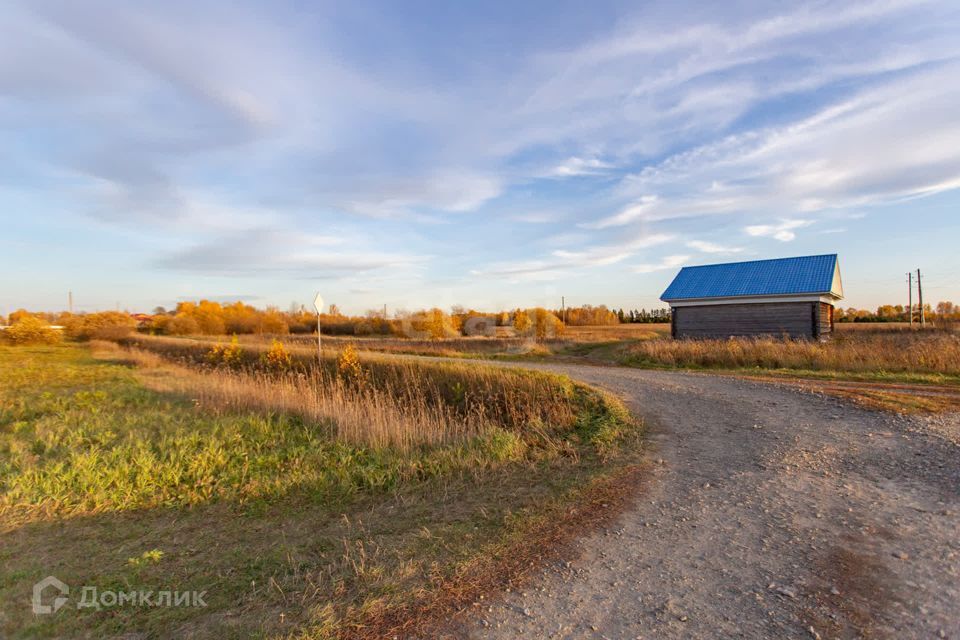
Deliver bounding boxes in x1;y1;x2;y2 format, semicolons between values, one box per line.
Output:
383;303;387;319
907;272;913;326
68;291;73;314
917;269;925;327
561;296;566;324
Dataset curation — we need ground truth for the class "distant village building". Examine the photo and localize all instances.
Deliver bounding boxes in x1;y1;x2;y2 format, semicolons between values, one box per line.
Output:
660;254;843;340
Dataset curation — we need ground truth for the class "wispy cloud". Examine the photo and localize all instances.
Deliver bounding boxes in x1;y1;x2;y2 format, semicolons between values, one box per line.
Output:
615;62;960;225
338;171;503;218
473;232;675;281
154;230;423;277
584;196;659;229
547;156;614;178
686;240;744;254
744;219;812;242
633;255;690;274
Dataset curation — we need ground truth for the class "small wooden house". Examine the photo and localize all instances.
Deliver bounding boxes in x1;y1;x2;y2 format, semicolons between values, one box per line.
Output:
661;254;843;340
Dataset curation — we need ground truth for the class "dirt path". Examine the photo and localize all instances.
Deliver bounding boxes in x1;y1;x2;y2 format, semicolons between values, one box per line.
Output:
457;364;960;639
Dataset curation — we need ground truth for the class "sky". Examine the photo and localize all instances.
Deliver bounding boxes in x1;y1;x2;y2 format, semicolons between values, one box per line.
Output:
2;0;959;316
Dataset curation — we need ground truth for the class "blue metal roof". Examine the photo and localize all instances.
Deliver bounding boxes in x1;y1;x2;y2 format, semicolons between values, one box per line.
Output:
661;254;839;301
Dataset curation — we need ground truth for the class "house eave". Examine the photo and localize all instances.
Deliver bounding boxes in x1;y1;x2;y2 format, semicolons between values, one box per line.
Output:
662;293;842;307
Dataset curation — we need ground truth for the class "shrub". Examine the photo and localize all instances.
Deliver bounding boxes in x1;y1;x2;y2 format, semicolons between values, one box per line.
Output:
3;316;61;345
260;339;292;371
337;343;367;386
206;336;244;367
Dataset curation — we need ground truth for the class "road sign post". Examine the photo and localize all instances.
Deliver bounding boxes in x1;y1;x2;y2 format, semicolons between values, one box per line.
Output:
313;293;324;364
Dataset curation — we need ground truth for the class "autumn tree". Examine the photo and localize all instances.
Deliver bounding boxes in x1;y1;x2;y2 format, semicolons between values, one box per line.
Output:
258;307;289;334
512;309;531;334
64;311;136;340
531;307;564;340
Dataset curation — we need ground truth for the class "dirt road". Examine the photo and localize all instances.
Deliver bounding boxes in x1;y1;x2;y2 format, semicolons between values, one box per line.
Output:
462;364;959;639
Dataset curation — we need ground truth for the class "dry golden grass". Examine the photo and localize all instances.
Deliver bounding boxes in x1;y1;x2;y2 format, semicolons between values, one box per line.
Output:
618;330;960;377
563;324;670;342
123;346;563;450
228;324;669;358
835;322;916;331
271;333;549;357
115;335;588;449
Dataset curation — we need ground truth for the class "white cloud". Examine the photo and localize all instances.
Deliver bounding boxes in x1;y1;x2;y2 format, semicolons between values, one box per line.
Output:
606;60;960;233
548;156;614;177
744;219;812;242
340;171;503;218
686;240;744;254
551;232;674;266
473;232;675;281
585;195;660;229
633;255;691;274
154;230;424;277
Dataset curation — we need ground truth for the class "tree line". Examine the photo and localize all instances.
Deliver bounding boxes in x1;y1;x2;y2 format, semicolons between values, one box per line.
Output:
836;302;959;322
5;301;671;337
8;299;958;339
550;305;670;325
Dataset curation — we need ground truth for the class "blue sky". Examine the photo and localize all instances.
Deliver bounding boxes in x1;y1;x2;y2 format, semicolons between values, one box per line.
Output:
2;0;959;316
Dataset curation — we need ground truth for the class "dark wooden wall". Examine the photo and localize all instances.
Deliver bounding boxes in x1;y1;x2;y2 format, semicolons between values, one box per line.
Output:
672;301;834;339
817;302;833;337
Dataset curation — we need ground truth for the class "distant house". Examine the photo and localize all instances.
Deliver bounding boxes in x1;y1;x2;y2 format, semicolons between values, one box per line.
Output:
660;254;844;340
130;313;153;328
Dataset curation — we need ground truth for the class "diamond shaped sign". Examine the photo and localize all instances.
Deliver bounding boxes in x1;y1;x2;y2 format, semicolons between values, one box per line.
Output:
313;293;324;314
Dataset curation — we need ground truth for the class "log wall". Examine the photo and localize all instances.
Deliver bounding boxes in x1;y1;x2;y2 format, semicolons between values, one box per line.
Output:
672;301;833;339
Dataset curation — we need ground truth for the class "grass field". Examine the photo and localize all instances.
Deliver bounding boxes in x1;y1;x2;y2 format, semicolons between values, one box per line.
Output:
613;328;960;378
0;342;640;639
212;324;960;413
203;324;960;384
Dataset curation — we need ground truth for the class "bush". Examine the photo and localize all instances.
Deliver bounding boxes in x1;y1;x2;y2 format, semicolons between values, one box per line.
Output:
206;336;244;367
64;312;136;341
337;343;367;386
260;339;292;371
3;316;62;345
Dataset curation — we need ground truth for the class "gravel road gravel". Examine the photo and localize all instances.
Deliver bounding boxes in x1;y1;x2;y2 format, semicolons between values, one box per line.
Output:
457;364;960;639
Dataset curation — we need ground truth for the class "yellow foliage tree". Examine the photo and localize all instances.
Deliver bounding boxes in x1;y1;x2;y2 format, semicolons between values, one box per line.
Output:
3;316;61;345
513;309;531;334
64;312;136;341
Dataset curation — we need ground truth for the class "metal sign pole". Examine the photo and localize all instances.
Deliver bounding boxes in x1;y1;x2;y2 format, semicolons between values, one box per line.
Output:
313;293;324;366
